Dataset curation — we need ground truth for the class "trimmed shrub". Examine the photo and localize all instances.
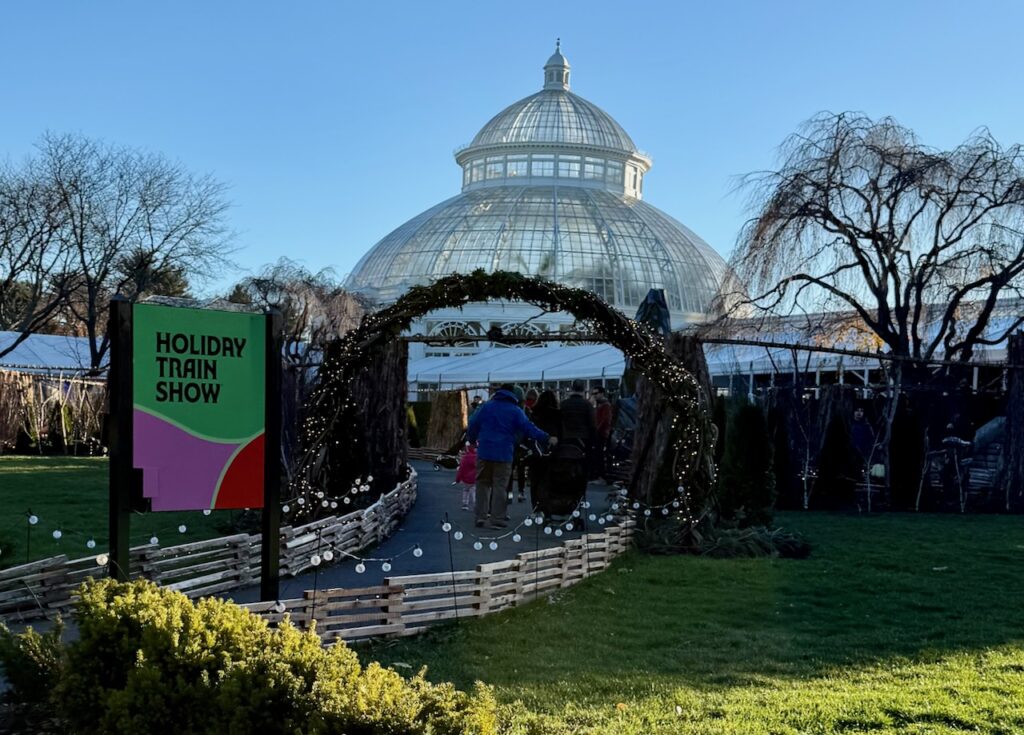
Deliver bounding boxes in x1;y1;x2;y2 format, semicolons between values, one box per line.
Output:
2;578;497;734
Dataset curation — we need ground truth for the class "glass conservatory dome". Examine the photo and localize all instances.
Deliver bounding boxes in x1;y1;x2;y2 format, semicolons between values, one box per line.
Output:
345;44;728;325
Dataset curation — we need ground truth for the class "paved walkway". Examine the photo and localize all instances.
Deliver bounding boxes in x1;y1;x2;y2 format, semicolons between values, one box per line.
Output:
230;460;621;604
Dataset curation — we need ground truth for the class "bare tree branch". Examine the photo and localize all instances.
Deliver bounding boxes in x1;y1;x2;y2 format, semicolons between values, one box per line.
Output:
717;112;1024;364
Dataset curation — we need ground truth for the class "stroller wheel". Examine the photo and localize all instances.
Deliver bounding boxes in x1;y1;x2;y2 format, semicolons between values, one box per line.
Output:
433;464;441;471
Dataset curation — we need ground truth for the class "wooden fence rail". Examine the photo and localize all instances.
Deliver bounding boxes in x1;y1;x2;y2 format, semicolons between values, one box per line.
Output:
244;520;635;644
0;470;418;622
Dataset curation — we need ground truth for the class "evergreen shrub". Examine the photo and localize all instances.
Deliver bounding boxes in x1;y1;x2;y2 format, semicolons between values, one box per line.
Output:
0;579;497;734
0;619;65;703
717;399;776;526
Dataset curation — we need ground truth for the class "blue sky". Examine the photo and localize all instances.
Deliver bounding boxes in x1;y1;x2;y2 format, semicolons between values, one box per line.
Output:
2;1;1021;294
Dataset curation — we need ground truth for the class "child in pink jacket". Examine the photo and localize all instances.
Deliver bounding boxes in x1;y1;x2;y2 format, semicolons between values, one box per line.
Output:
455;443;477;511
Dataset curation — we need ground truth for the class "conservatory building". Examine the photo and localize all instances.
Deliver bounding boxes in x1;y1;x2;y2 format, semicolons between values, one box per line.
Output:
345;45;729;379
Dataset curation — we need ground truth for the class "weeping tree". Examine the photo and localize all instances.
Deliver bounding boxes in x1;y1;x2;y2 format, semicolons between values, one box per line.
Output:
720;112;1024;487
724;112;1024;363
289;270;717;530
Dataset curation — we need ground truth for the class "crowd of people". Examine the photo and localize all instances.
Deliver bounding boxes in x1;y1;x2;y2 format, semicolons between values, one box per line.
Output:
454;379;617;529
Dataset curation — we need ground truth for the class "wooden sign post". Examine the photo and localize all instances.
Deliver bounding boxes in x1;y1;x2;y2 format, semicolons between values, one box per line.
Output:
107;299;282;599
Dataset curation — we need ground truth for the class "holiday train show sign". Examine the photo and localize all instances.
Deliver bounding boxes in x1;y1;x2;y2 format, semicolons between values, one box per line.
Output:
132;303;266;511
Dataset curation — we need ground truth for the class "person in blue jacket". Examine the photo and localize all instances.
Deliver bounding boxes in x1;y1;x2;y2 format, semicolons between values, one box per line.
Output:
467;384;557;528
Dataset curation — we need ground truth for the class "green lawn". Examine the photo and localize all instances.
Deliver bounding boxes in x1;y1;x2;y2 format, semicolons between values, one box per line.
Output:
362;512;1024;734
0;456;228;568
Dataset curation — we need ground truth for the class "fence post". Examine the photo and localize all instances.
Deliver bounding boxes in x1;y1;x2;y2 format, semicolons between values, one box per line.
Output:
383;582;406;636
474;564;493;616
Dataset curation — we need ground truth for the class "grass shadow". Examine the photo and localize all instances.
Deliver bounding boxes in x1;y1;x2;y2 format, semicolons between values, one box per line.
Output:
362;511;1024;701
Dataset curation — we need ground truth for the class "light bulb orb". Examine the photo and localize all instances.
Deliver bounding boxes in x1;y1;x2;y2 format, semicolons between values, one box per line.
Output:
355;562;366;574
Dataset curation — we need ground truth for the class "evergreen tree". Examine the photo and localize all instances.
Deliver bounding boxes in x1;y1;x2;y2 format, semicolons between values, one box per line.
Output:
718;399;775;526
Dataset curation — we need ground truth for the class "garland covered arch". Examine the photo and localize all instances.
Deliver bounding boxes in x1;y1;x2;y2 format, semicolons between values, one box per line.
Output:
289;270;717;525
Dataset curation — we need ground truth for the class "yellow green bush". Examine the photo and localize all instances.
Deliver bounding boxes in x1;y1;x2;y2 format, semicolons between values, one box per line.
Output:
1;578;497;734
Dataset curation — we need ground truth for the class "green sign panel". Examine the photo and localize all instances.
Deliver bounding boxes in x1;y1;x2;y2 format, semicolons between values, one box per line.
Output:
132;303;266;511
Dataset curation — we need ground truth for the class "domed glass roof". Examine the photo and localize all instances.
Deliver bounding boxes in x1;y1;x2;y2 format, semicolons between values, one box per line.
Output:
345;45;728;326
469;90;638;153
345;186;727;320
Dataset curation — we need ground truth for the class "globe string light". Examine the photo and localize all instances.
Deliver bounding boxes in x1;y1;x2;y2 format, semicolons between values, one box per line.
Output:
437;490;631;551
302;539;426;576
5;508;208;562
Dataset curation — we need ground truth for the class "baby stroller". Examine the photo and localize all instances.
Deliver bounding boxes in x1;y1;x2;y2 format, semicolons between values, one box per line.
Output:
531;441;588;517
433;453;459;471
433;430;468;471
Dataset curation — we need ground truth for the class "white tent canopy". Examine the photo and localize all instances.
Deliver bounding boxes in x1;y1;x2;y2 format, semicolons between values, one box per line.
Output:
408;344;625;389
0;331;96;373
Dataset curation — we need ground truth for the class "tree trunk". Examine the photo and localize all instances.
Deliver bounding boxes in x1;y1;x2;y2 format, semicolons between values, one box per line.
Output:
348;338;408;494
426;390;468;450
630;334;716;509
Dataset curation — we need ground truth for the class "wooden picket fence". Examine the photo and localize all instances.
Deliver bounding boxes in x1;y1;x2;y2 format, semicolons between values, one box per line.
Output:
244;520;635;644
0;471;418;622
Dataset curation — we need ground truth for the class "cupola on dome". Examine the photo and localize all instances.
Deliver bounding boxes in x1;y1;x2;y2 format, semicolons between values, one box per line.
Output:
346;45;728;327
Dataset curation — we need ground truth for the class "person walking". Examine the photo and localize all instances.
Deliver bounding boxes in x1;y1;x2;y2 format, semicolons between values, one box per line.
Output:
592;386;613;481
505;384;532;501
561;379;597;455
468;384;556;528
554;379;597;509
455;443;478;511
527;390;561;510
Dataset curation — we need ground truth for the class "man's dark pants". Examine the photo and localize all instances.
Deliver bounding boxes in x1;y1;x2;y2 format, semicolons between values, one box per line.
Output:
476;459;513;524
